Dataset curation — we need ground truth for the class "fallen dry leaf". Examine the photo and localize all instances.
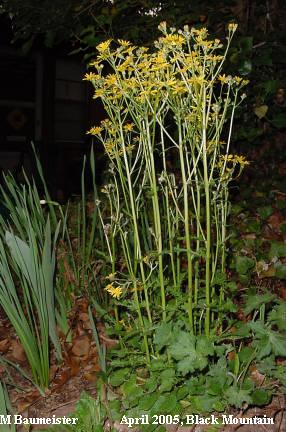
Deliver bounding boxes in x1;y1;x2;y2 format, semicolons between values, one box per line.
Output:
71;335;90;357
227;351;236;361
69;357;81;377
49;364;59;381
279;285;286;300
267;211;284;231
52;367;71;388
78;312;89;322
250;366;266;386
8;339;27;363
83;371;97;382
0;338;9;353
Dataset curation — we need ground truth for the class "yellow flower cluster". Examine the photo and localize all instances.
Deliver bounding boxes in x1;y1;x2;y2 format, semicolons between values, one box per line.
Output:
87;126;103;135
228;23;238;32
83;72;100;81
218;74;249;87
217;154;250;168
159;34;186;47
84;23;242;110
97;39;112;53
123;123;134;132
84;24;247;174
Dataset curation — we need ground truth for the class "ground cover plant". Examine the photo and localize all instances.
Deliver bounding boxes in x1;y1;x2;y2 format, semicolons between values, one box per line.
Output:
0;22;286;432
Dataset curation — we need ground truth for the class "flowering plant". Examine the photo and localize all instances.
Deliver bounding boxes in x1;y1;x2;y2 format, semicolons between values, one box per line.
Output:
86;23;248;361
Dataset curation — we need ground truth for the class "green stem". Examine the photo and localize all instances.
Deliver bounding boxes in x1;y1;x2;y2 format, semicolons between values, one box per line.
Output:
145;119;166;320
178;120;193;330
202;89;211;337
119;126;152;324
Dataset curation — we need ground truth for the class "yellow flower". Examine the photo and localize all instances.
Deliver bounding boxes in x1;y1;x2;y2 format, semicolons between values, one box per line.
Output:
207;55;224;62
131;283;144;293
123;123;134;132
96;39;112;53
105;272;117;281
220;154;250;167
160;34;185;46
104;283;123;300
166;79;177;87
192;28;208;40
105;74;118;86
93;89;105;99
100;118;112;129
87;126;103;135
125;144;135;153
118;319;132;331
235;155;250;166
218;74;230;84
234;76;242;84
83;72;99;81
172;84;187;95
228;23;238;32
118;39;131;47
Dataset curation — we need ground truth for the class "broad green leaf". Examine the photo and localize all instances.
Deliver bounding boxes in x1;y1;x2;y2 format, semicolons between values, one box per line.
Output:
249;321;286;358
268;302;286;330
186;376;206;395
159;369;176;392
235;256;255;275
251;389;271;406
196;336;215;356
191;395;219;412
169;332;209;375
239;36;253;53
206;376;226;396
154;322;173;351
272;113;286;129
224;386;252;408
109;368;130;387
151;393;177;413
256;205;273;219
257;356;276;376
138;394;158;410
218;298;237;313
169;331;196;360
150;359;167;371
143;375;158;393
176;386;189;400
274;263;286;279
122;375;143;402
243;291;276;315
238;346;255;363
273;365;286;389
269;241;286;259
177;355;208;375
268;332;286;357
238;59;252;75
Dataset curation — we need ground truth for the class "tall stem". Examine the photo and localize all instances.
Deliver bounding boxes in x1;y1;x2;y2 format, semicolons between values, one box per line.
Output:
202;88;211;337
119;127;152;325
178;119;193;330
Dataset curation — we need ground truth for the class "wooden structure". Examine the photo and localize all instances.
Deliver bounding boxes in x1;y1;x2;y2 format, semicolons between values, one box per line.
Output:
0;16;96;199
